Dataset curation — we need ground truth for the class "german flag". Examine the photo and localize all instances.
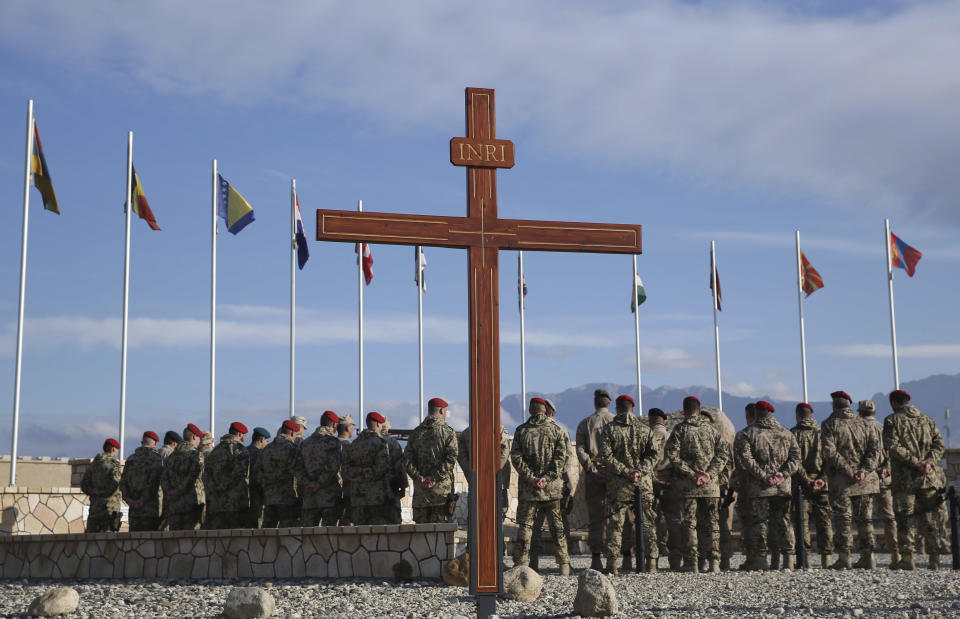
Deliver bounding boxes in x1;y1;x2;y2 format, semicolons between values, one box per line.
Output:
800;251;824;297
130;166;161;230
31;122;59;214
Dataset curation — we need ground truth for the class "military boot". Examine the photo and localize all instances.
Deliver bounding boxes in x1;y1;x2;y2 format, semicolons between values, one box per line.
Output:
590;553;603;571
928;553;940;571
853;551;875;569
621;552;632;573
820;552;831;568
679;556;699;573
528;553;539;572
668;555;682;571
756;553;770;571
698;557;708;572
769;552;780;570
781;554;794;571
558;563;571;576
604;555;619;576
719;556;730;571
897;552;915;570
831;551;851;570
709;559;720;573
646;556;658;574
888;550;900;570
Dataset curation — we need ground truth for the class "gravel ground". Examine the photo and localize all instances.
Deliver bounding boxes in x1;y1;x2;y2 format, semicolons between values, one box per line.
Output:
2;553;959;618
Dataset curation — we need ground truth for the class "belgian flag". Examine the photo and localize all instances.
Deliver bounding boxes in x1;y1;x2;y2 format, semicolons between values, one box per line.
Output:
31;122;59;214
130;166;161;230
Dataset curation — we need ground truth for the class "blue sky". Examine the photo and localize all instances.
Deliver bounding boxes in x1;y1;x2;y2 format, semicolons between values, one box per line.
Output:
1;1;959;458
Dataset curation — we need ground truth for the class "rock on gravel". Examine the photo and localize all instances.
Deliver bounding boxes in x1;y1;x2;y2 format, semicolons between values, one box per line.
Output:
501;565;543;602
223;587;276;618
573;568;618;617
442;552;469;587
27;586;79;617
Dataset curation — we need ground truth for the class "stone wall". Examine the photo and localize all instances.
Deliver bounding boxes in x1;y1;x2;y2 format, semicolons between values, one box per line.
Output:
0;456;73;488
1;487;88;535
0;523;456;581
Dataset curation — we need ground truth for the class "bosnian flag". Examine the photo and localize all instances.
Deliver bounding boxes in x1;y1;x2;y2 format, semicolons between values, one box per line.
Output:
355;242;373;285
294;194;309;270
890;231;922;277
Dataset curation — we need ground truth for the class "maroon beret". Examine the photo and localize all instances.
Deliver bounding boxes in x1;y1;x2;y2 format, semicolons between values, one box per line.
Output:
795;403;812;413
756;400;775;413
105;438;120;450
530;397;547;408
683;395;701;406
282;419;300;433
230;422;248;435
185;423;203;438
428;397;449;408
322;410;340;424
890;389;910;400
142;430;159;443
830;390;852;402
367;411;386;424
616;394;635;407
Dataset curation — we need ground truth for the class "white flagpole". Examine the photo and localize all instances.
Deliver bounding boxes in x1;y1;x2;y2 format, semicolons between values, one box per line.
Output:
290;179;297;420
416;245;425;422
357;199;364;421
884;218;900;389
632;255;643;413
795;231;809;403
518;251;527;409
210;159;218;434
10;99;34;485
119;131;134;457
711;241;723;411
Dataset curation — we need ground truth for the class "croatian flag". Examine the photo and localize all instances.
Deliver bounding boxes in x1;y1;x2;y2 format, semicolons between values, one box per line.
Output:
890;232;922;277
294;194;309;270
356;242;373;285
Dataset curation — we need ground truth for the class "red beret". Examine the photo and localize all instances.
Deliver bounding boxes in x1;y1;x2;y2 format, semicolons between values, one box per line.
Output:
683;396;700;406
186;423;203;438
282;419;300;433
105;438;120;450
756;400;775;413
795;403;812;412
230;422;248;435
322;410;340;424
530;397;547;408
428;397;448;408
367;411;386;424
830;390;852;402
616;394;635;407
142;431;159;443
890;389;910;400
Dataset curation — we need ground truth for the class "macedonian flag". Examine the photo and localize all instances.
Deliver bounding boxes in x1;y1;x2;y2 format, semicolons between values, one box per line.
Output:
800;251;824;297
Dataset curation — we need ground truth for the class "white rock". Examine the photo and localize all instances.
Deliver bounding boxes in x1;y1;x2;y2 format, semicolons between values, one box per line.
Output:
573;568;618;617
501;565;543;602
27;587;79;617
223;587;276;619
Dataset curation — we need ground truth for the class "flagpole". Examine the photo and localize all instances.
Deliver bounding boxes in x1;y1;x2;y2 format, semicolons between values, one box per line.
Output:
10;99;34;485
795;231;809;403
632;255;643;413
210;159;218;435
711;241;723;411
417;245;425;422
119;131;134;457
290;179;297;419
884;218;900;389
357;199;364;421
518;251;527;409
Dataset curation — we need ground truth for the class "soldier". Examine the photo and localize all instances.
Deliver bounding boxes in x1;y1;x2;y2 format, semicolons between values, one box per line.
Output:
380;417;407;525
203;422;250;529
883;389;945;570
337;414;356;524
243;427;270;528
297;411;344;526
529;399;577;571
343;412;392;525
200;432;215;454
821;390;880;569
161;423;205;530
648;409;671;565
791;402;834;568
259;419;301;527
293;415;308;445
733;403;757;570
120;430;163;531
575;389;615;570
734;400;801;570
160;430;181;463
458;424;512;529
405;397;458;523
597;394;661;575
665;395;729;573
80;437;123;533
702;408;735;572
511;397;572;575
859;400;899;568
338;414;356;443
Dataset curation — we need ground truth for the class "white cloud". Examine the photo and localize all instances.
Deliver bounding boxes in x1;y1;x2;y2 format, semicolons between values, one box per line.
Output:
721;379;799;401
619;345;711;372
822;343;960;359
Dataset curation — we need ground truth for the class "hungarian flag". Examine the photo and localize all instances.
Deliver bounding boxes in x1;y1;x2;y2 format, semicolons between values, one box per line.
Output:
890;231;922;277
800;251;823;296
31;122;59;214
216;174;256;234
293;194;309;270
130;166;161;230
631;273;646;313
710;254;722;311
356;242;373;285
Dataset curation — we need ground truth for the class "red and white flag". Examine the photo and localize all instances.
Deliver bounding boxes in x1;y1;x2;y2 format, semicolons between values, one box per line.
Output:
355;242;373;285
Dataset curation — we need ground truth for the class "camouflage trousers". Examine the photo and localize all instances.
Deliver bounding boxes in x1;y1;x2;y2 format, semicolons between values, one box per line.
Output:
677;497;719;562
718;498;733;561
351;504;390;525
242;490;264;528
584;479;609;554
747;496;794;555
603;491;657;560
735;495;755;556
128;512;160;532
661;492;685;563
531;500;571;558
894;488;940;555
874;488;897;553
830;494;873;553
514;499;570;566
414;504;450;524
799;492;834;554
86;511;122;533
263;503;300;528
167;506;203;531
205;511;243;530
301;506;342;527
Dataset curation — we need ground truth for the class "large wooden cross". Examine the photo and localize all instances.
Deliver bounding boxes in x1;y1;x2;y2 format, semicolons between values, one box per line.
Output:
316;88;642;604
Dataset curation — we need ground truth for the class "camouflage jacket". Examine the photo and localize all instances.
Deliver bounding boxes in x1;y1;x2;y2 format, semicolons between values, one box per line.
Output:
81;452;123;518
734;415;800;498
343;429;391;507
864;416;892;489
202;434;250;513
384;433;406;501
296;426;343;509
597;412;661;502
404;415;458;507
575;408;615;476
258;434;299;506
458;426;512;504
790;418;828;493
883;404;945;493
119;445;163;517
821;408;880;497
160;442;205;513
664;413;728;498
247;443;265;504
511;413;568;502
650;423;671;483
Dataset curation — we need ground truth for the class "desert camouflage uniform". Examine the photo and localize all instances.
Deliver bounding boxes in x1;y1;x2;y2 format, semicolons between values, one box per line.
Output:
650;423;672;557
258;434;300;527
865;416;898;555
202;433;250;529
120;445;163;531
665;413;729;565
296;426;343;526
161;441;205;530
511;413;570;567
81;451;123;532
575;406;615;555
243;442;266;528
791;418;834;555
598;411;661;565
404;415;458;523
337;436;354;524
384;431;406;524
821;407;880;555
735;415;801;557
883;404;945;557
344;428;392;524
458;425;512;514
532;420;577;560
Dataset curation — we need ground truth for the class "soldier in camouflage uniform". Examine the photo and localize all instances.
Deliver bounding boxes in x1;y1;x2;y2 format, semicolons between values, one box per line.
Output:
343;412;392;525
859;400;899;568
81;438;124;533
821;390;880;569
458;425;511;518
575;389;616;571
161;423;205;530
258;419;301;527
665;396;729;573
731;403;757;569
883;389;945;570
597;394;661;575
297;411;344;526
529;399;577;571
702;408;735;572
336;414;356;525
242;427;270;528
203;422;250;529
120;430;163;531
511;397;572;575
648;409;671;565
405;397;458;523
791;402;834;568
734;400;801;570
380;417;407;525
160;431;180;463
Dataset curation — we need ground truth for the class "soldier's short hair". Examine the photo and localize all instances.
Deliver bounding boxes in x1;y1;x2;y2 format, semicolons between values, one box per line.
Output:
889;390;910;408
529;400;547;415
428;405;443;416
682;397;701;414
745;402;757;416
594;389;611;408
